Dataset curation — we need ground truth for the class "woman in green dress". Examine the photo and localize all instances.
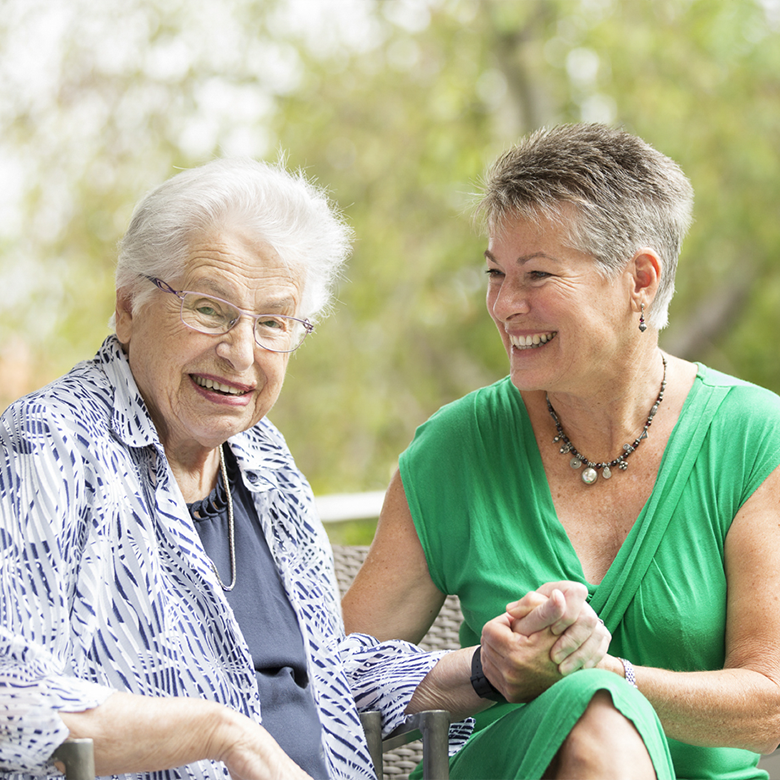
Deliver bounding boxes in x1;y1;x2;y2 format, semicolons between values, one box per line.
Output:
343;124;780;779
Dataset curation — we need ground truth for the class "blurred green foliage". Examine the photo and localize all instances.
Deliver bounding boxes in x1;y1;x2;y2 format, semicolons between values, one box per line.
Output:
1;0;779;504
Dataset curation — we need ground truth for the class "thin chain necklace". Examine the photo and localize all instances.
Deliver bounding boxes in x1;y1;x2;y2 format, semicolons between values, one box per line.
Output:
546;355;667;486
208;444;236;591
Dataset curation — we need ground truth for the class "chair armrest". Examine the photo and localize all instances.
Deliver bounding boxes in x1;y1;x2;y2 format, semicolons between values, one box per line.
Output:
360;710;450;779
51;739;95;780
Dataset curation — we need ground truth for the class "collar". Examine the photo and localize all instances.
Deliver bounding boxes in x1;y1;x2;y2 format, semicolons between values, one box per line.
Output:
97;334;292;492
96;335;164;450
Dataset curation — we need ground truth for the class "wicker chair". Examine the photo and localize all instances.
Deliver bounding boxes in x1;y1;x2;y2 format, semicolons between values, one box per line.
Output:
333;545;463;780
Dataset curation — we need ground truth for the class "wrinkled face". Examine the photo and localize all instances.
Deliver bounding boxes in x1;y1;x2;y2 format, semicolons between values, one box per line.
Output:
115;227;304;463
485;216;634;397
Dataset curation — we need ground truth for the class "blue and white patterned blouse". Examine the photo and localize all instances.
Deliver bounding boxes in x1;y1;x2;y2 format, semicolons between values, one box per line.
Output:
0;336;470;779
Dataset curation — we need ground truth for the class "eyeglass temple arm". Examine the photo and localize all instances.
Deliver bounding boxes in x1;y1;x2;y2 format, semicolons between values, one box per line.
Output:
145;276;179;295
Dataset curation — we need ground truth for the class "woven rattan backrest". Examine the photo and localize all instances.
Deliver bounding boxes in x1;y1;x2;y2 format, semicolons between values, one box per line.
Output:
332;545;463;780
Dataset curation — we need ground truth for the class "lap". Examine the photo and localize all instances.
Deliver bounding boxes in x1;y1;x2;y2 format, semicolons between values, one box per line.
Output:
447;669;674;780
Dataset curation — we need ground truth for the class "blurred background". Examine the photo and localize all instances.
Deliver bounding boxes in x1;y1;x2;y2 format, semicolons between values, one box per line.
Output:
1;0;779;543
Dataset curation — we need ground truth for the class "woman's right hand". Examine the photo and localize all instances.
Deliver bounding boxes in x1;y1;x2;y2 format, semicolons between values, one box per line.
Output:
215;710;313;780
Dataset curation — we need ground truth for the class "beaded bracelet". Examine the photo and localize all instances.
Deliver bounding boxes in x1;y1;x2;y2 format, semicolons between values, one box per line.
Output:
619;657;638;688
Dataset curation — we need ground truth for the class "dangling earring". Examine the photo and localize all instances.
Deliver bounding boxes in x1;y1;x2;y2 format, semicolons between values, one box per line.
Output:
638;303;647;333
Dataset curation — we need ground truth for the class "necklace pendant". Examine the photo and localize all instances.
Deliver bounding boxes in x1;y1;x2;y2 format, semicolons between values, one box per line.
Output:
545;354;667;488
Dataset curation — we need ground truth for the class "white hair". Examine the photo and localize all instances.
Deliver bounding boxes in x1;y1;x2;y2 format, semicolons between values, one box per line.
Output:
110;157;352;328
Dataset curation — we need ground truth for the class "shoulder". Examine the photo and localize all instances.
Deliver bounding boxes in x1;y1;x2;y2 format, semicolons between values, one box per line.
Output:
696;363;780;424
402;376;521;463
231;416;315;499
233;416;295;463
414;376;519;436
1;353;113;458
692;365;780;499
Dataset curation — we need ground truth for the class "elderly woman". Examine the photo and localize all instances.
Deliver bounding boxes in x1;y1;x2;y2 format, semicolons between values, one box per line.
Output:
343;124;780;780
0;157;620;780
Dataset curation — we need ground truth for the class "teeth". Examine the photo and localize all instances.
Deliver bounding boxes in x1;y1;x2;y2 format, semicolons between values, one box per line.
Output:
509;332;556;349
194;376;244;395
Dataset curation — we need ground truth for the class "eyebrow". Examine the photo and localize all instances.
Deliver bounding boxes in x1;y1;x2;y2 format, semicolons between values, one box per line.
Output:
484;250;558;264
188;279;297;313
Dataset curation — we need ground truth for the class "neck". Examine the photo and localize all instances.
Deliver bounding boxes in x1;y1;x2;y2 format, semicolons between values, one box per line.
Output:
534;349;667;462
166;445;222;503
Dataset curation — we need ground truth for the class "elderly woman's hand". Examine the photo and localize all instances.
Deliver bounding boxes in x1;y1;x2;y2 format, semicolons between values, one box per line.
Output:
60;692;314;780
217;718;314;780
507;582;610;675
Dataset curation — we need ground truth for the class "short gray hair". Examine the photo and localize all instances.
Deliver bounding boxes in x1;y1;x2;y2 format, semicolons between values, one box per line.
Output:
110;157;352;328
475;124;694;329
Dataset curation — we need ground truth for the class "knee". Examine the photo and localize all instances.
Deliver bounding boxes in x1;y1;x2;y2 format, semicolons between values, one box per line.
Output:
570;690;638;746
549;691;656;780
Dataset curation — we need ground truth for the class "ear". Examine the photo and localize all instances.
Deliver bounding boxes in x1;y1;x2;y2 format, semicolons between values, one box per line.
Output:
628;248;661;311
114;289;134;345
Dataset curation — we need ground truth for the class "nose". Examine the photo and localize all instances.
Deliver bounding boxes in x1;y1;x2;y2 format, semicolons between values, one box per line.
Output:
488;274;530;323
216;316;257;372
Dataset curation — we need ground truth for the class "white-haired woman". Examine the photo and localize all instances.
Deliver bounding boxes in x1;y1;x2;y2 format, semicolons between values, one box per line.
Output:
344;125;780;780
0;157;619;780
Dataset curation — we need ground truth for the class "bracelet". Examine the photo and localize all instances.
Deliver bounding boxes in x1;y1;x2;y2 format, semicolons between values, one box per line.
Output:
470;646;505;702
619;657;638;688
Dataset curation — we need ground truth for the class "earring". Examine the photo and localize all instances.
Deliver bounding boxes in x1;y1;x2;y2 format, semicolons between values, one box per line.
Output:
638;303;647;333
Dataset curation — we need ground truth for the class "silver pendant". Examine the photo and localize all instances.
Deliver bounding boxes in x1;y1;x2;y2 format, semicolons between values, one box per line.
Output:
581;467;598;485
602;466;612;479
570;458;581;469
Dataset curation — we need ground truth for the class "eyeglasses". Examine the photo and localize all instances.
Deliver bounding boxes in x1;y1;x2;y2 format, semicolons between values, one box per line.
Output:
146;276;314;353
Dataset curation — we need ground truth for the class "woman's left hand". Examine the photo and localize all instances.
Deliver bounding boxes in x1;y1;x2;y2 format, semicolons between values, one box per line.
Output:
506;582;611;675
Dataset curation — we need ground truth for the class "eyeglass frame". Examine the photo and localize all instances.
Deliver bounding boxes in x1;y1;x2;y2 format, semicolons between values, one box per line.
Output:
145;276;314;353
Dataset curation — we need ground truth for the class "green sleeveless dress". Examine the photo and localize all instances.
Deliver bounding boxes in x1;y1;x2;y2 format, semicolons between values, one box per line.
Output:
400;365;780;780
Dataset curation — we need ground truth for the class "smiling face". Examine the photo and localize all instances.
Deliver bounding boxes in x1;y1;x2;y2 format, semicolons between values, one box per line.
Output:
485;215;637;398
115;226;304;468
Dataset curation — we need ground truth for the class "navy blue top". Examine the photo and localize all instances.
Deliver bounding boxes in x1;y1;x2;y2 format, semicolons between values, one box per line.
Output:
189;448;328;779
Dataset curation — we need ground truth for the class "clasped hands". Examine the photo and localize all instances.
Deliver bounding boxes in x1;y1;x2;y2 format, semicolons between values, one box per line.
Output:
479;582;610;703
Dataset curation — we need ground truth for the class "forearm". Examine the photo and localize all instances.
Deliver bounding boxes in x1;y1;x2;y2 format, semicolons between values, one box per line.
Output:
406;648;494;722
61;691;226;774
60;691;310;779
601;656;780;754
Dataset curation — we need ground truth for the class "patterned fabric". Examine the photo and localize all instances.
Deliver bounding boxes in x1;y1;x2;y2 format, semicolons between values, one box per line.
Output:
0;336;471;779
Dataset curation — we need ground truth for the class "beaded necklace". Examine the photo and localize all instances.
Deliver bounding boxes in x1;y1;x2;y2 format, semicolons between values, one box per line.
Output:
545;355;667;485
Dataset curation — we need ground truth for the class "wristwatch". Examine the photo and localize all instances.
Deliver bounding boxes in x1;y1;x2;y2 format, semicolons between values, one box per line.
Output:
470;646;505;702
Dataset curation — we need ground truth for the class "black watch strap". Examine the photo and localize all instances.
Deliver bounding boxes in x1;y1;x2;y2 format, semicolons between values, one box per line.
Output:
470;646;505;702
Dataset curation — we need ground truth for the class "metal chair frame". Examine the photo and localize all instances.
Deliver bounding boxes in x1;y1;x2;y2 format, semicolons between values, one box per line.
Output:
52;739;95;780
360;710;450;780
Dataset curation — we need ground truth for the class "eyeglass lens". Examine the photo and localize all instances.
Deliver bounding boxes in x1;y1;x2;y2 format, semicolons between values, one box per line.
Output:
180;293;306;351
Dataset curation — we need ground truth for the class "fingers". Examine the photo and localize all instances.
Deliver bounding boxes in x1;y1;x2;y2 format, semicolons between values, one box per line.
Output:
509;589;566;635
551;617;612;675
506;581;589;636
480;616;562;702
505;580;611;675
504;590;548;621
533;581;590;636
